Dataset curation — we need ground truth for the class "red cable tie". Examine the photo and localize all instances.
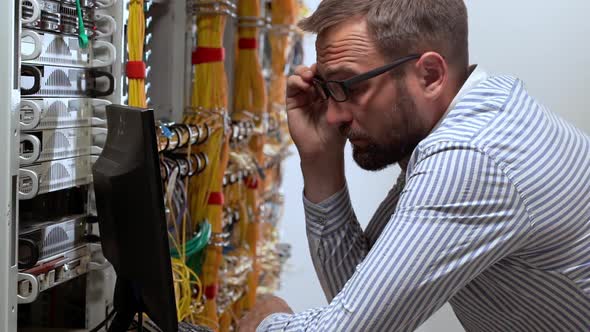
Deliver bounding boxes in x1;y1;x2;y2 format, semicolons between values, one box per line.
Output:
126;61;146;79
238;38;258;50
208;192;225;205
192;47;225;64
246;177;258;189
204;284;218;299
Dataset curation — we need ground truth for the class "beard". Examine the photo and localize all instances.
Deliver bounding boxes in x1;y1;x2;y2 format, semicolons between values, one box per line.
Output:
342;82;427;171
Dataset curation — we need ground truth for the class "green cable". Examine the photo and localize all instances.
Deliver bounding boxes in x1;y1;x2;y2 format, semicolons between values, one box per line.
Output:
187;250;205;276
75;0;89;49
170;221;210;277
170;221;211;259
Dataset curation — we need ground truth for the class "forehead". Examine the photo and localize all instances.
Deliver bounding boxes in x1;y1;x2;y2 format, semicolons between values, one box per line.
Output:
316;18;381;78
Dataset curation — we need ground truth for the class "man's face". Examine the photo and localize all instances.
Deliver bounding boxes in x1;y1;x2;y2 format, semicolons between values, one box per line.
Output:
316;18;429;171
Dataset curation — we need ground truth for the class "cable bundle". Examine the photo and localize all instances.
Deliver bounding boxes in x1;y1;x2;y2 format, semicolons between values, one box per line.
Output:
161;137;208;323
184;0;235;328
234;0;266;119
264;0;299;195
233;0;267;312
241;0;300;298
221;149;259;328
155;1;302;329
268;0;297;117
127;0;147;107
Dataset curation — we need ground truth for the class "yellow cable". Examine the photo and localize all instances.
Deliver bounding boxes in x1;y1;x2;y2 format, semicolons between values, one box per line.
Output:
183;4;230;329
127;0;147;108
163;134;207;323
131;0;202;323
232;0;266;312
247;0;298;300
172;257;204;321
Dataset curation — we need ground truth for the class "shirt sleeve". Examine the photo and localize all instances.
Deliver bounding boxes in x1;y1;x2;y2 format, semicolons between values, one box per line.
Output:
303;184;366;301
364;171;406;247
303;172;406;301
258;144;532;332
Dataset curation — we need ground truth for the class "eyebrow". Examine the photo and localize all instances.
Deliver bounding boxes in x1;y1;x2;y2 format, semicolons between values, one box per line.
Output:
320;66;360;81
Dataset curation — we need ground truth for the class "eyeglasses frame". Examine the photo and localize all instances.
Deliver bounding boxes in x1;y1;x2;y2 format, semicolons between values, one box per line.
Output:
312;53;423;102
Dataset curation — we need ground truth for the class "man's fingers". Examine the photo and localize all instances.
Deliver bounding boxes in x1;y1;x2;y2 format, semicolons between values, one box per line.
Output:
287;82;321;110
310;63;317;73
286;74;313;98
287;63;320;111
293;65;308;75
287;95;326;116
286;90;315;109
294;64;316;81
286;95;309;110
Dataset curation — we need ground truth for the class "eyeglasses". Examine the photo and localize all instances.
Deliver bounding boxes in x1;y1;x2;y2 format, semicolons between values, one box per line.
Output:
312;54;422;102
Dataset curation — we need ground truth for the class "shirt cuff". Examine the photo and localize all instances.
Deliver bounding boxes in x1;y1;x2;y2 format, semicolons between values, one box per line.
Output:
256;312;292;332
303;184;354;238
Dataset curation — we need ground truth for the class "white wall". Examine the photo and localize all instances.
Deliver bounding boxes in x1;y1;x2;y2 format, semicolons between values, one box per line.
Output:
275;1;590;331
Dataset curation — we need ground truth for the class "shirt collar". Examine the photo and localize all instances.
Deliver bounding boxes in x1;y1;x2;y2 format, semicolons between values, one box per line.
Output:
430;65;488;132
401;65;488;173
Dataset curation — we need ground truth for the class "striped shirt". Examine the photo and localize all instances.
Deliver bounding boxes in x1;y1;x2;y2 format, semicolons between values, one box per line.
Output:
259;67;590;331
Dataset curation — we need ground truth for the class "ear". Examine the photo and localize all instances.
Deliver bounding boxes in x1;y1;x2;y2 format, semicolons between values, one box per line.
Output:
415;52;447;100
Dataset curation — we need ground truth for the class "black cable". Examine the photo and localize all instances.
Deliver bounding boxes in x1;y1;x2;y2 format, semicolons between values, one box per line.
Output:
137;312;143;332
89;309;117;332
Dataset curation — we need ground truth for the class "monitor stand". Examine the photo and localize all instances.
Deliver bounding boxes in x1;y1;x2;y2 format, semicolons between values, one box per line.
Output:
108;279;145;332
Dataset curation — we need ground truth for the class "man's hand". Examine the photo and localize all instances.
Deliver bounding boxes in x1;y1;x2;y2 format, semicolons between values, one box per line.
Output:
237;295;293;332
286;64;346;162
286;64;347;203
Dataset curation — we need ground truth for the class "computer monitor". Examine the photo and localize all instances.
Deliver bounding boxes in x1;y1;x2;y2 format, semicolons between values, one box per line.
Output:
92;105;178;332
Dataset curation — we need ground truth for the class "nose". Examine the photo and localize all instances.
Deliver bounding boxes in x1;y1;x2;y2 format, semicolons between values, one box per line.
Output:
325;99;353;126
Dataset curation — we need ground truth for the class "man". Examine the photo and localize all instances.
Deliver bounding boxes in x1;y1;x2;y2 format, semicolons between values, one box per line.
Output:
239;0;590;331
